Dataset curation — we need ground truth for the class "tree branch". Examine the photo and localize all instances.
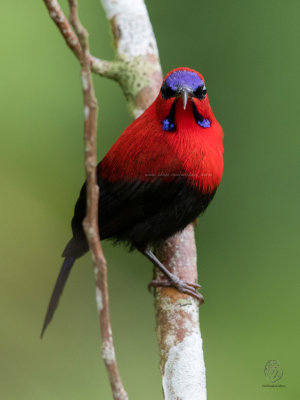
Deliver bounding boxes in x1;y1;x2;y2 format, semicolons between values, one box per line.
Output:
99;2;207;397
155;225;207;399
99;0;163;118
67;1;127;399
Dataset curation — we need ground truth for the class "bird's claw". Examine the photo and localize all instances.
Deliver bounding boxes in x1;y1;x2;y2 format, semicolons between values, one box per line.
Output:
148;279;204;304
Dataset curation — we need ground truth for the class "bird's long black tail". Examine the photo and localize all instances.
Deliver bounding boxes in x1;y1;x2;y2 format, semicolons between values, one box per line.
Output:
40;255;76;338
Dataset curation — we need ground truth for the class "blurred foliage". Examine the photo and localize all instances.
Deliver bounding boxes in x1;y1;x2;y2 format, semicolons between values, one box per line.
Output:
0;0;299;399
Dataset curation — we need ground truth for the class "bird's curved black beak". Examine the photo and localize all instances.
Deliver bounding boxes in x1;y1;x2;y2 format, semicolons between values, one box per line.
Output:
179;87;193;110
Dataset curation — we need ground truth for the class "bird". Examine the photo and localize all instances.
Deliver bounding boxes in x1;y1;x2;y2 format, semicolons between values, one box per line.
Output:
41;67;224;338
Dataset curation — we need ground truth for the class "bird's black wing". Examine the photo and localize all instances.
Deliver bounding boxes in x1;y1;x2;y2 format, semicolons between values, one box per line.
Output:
64;165;214;254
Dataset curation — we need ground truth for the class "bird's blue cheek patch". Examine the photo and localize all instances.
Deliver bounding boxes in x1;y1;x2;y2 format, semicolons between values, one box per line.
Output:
197;118;211;128
162;118;176;132
162;99;177;132
192;102;211;129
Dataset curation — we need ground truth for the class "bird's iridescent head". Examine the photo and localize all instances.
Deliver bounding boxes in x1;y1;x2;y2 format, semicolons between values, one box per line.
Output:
157;68;212;132
161;68;207;109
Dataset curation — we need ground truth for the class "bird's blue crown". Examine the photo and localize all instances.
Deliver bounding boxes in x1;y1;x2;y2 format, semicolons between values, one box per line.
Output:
165;70;204;91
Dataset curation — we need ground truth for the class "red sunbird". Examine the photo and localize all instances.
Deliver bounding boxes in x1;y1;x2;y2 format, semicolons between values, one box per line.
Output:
41;67;224;337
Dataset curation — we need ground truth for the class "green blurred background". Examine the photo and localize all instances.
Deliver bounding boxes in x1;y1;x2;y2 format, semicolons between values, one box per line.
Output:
0;0;299;399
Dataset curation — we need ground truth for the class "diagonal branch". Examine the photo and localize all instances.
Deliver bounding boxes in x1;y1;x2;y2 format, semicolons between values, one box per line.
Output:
67;1;127;399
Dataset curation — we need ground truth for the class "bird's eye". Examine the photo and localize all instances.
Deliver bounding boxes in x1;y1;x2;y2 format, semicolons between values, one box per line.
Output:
194;85;207;100
161;82;176;99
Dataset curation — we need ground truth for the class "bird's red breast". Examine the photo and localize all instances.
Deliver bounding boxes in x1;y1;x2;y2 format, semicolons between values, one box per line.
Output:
100;68;224;194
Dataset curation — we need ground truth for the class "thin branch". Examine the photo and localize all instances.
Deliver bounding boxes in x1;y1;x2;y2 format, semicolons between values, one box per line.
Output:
67;1;127;399
43;0;116;77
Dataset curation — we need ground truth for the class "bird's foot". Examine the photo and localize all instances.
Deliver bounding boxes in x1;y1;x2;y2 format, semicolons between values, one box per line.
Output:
148;278;204;304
